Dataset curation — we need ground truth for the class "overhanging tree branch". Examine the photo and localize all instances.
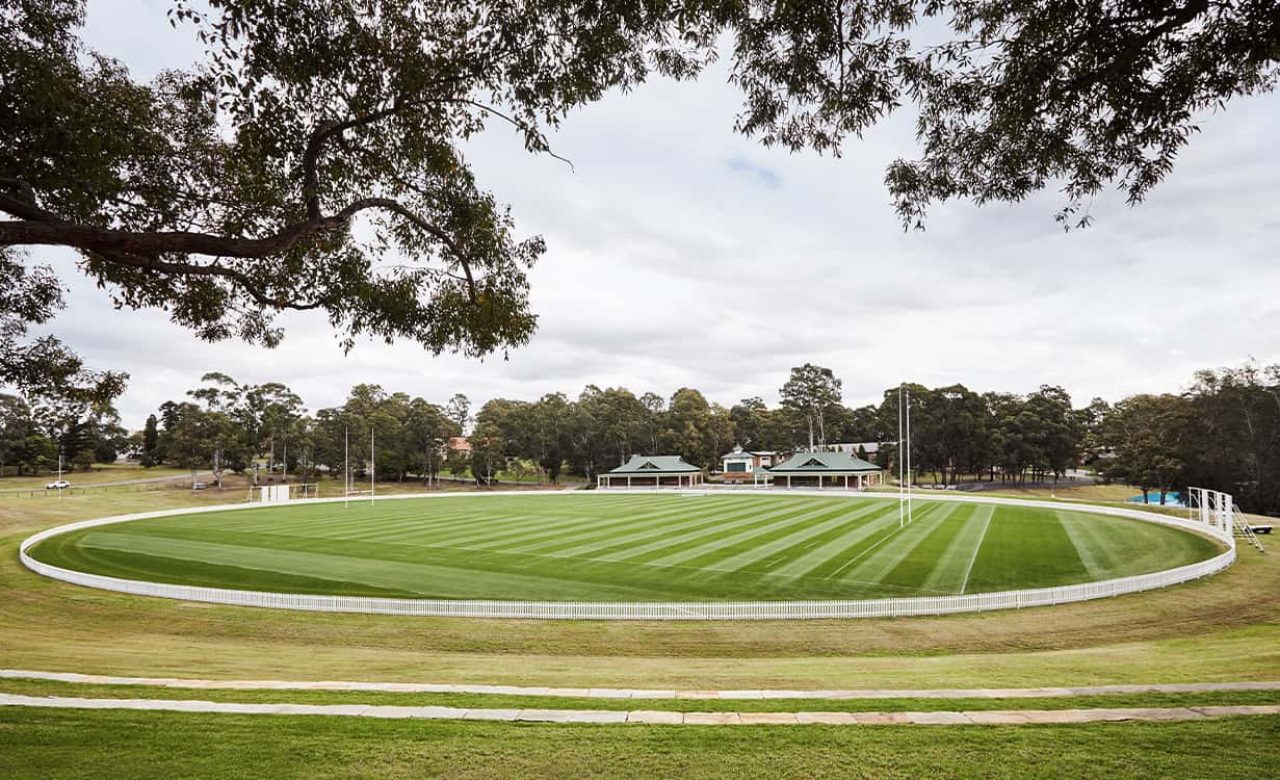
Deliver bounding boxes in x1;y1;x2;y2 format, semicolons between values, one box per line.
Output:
1;194;478;306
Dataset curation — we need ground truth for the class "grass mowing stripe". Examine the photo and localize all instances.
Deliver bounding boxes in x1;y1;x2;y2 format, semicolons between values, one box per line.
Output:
915;504;982;595
517;498;785;559
824;503;949;581
876;505;975;594
1058;511;1114;580
963;507;1089;593
149;503;501;548
367;496;674;548
454;497;745;552
692;501;893;573
333;506;550;544
517;498;780;557
649;501;864;568
586;499;844;565
725;508;900;577
955;505;995;595
835;504;957;588
76;515;884;601
45;545;417;597
238;499;511;536
770;505;905;579
345;495;679;546
74;531;671;600
1070;515;1222;574
624;500;861;567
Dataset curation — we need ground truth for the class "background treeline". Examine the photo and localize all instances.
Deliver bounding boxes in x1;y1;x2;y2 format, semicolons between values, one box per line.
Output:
1;363;1277;515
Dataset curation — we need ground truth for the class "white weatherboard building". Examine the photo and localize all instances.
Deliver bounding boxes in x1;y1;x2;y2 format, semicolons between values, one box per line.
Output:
719;445;780;483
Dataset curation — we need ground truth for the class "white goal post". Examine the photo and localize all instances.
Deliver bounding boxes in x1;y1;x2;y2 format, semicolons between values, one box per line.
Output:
1186;487;1234;543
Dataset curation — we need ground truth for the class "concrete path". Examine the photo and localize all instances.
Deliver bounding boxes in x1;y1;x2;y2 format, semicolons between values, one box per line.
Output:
4;669;1279;700
2;693;1278;725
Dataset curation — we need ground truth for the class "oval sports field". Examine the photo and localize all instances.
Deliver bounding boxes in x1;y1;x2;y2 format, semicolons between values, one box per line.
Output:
25;493;1223;602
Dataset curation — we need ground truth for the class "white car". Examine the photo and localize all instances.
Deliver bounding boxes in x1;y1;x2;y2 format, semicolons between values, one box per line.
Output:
45;479;71;490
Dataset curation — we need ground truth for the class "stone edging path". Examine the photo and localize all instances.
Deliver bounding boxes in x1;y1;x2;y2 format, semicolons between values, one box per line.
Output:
4;670;1279;700
3;693;1278;726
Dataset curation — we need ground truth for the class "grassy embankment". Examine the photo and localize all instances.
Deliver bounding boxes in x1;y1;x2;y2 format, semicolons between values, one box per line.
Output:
1;482;1276;689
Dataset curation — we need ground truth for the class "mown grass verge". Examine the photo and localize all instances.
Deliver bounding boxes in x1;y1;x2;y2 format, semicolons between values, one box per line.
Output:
1;708;1277;779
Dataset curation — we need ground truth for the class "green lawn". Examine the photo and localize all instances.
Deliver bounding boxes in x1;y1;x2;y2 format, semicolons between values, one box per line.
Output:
1;708;1276;779
27;494;1221;601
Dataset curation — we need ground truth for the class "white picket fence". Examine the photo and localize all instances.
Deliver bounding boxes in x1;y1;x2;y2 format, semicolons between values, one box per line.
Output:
18;490;1238;621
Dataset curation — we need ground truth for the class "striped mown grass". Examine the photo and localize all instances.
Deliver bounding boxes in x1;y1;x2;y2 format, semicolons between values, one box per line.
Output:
27;494;1221;602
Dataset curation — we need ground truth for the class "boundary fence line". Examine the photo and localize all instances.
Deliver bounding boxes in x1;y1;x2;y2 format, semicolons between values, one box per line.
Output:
18;489;1237;621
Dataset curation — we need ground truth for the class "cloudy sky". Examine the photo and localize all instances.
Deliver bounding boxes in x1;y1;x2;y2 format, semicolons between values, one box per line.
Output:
30;1;1280;427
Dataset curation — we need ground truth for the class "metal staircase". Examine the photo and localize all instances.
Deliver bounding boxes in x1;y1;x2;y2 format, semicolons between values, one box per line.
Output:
1233;506;1267;553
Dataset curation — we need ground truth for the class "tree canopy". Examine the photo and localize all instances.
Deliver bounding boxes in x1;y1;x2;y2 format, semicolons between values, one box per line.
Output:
4;0;1278;392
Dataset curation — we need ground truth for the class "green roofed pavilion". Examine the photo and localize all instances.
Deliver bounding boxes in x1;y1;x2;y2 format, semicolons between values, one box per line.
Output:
760;450;885;490
599;455;704;489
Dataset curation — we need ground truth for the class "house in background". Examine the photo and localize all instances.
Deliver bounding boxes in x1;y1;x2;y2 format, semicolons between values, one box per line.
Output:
826;442;882;462
719;445;780;483
599;455;704;489
447;436;472;457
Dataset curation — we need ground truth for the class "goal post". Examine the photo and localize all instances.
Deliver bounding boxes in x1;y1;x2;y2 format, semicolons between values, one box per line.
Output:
1186;486;1234;545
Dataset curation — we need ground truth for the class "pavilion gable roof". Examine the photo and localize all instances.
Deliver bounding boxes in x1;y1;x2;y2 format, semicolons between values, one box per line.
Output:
608;455;702;474
767;450;881;473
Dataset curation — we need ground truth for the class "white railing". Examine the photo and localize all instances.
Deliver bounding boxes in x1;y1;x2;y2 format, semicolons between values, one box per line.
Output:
18;490;1237;621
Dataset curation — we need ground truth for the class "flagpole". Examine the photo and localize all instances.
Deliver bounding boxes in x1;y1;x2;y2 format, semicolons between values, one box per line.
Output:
370;428;376;507
344;427;349;509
